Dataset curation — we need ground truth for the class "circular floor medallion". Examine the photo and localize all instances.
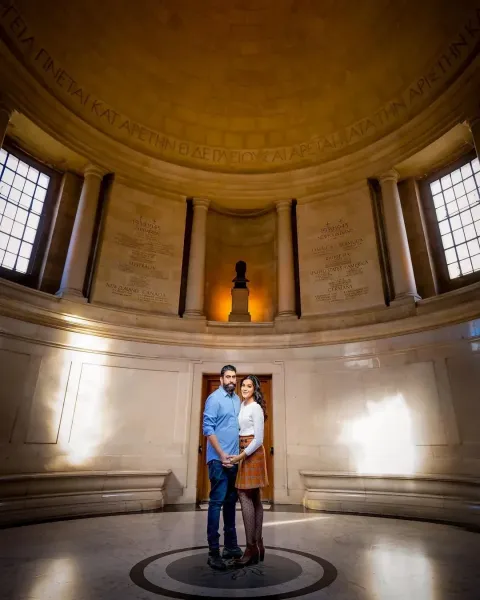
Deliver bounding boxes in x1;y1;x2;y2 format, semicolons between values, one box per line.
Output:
130;545;337;599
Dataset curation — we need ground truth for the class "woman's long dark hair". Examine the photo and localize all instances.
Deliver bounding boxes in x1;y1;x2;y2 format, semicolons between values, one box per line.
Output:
241;375;267;421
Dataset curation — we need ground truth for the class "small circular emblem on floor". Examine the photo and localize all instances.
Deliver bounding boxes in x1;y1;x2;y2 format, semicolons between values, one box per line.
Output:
130;546;337;599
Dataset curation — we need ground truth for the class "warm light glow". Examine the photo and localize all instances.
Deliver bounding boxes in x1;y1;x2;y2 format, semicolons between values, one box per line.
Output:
66;362;108;465
208;284;269;322
340;394;417;475
369;543;437;600
28;557;77;598
63;314;88;325
68;331;111;352
56;332;111;465
248;290;268;322
209;286;232;321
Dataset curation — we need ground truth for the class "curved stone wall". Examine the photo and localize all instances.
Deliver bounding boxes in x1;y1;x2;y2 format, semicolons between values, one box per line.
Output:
0;282;479;525
0;0;479;529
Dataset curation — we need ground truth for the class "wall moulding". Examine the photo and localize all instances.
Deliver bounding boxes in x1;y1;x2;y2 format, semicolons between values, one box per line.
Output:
0;278;479;350
0;36;479;207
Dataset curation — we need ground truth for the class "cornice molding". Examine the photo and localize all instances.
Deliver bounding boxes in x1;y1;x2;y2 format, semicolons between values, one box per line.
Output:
0;280;479;350
0;38;478;207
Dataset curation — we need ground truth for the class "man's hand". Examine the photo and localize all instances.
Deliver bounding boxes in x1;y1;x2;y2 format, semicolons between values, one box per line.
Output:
225;453;242;465
207;434;233;467
220;452;233;468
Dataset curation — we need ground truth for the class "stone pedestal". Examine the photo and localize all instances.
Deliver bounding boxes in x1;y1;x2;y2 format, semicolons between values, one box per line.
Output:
56;164;105;302
184;199;210;319
229;288;251;322
379;170;420;302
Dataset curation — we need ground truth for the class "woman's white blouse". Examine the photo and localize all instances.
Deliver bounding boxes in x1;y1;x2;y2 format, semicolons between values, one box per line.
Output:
238;401;264;456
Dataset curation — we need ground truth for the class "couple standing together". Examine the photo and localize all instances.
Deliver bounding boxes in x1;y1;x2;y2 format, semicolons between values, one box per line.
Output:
202;365;268;570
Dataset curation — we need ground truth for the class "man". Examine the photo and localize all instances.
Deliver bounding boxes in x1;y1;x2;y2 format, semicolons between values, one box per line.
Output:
202;364;242;570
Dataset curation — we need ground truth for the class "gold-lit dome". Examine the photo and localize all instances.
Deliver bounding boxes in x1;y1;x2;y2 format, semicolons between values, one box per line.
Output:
2;0;478;175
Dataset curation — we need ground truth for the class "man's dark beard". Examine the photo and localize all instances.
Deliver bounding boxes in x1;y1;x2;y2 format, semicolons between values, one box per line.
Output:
223;383;235;395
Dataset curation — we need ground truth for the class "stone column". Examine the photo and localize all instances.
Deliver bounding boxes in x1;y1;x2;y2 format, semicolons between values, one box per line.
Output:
379;169;419;302
184;198;210;319
56;164;105;301
0;97;14;148
276;199;296;319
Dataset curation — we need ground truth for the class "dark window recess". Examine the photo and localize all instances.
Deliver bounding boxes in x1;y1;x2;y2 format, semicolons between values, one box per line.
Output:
85;173;113;300
291;199;301;318
420;151;480;293
369;179;393;305
0;143;60;287
178;198;193;316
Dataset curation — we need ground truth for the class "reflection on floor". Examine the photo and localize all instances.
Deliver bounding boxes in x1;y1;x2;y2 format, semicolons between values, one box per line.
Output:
0;507;479;599
198;501;272;510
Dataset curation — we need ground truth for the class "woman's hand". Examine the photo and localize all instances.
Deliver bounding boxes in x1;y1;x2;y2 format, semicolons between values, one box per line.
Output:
226;452;244;465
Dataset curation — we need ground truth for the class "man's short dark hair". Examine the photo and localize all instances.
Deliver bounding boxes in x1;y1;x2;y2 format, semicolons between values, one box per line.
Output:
221;365;236;376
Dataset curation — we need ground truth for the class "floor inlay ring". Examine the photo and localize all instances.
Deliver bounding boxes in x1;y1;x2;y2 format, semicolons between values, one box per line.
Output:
130;545;338;599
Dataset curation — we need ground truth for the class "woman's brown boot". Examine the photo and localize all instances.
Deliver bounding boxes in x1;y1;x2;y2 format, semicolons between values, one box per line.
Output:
257;538;265;562
233;543;259;567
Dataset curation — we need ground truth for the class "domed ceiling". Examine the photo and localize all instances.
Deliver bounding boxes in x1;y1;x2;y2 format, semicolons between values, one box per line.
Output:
1;0;479;173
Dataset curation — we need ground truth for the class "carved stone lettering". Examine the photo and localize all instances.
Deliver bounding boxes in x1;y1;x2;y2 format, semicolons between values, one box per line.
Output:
298;187;385;315
91;183;184;313
1;3;479;170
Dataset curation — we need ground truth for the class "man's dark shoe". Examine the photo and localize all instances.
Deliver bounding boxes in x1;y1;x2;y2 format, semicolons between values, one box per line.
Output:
222;546;243;559
207;552;227;570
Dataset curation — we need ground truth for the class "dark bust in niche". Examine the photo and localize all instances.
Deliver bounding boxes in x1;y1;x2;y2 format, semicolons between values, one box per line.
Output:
232;260;249;289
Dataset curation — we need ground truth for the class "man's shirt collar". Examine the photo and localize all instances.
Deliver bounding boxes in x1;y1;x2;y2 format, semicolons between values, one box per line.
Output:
219;385;235;398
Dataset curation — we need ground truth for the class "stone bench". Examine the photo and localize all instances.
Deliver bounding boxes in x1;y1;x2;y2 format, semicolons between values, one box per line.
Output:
300;471;480;528
0;470;171;526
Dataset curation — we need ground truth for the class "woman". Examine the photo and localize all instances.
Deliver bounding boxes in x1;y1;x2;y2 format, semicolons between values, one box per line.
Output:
227;375;268;567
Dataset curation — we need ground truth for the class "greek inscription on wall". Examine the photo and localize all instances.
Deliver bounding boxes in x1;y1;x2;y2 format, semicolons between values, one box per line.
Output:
1;3;480;169
104;214;173;307
307;219;371;305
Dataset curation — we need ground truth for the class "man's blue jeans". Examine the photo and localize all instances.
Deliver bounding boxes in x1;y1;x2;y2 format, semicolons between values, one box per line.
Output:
207;459;238;551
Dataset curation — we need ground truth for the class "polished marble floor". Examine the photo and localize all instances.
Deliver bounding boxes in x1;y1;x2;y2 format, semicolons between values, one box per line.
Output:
0;507;479;599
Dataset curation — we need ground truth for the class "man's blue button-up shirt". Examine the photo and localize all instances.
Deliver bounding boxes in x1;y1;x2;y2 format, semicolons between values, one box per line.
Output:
202;385;240;463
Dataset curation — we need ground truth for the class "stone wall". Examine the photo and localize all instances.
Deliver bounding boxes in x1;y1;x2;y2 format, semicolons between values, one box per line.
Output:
90;181;185;315
297;184;385;316
0;297;479;508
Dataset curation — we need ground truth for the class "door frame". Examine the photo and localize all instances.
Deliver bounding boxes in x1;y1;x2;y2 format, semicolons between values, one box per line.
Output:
184;361;288;505
196;373;275;503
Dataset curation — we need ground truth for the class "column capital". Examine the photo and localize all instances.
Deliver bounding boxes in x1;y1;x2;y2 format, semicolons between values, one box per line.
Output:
275;199;292;213
465;115;480;131
378;169;399;184
192;198;210;211
83;164;106;179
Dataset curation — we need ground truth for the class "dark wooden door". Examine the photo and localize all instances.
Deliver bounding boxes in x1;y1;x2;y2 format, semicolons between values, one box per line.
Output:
197;374;274;502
